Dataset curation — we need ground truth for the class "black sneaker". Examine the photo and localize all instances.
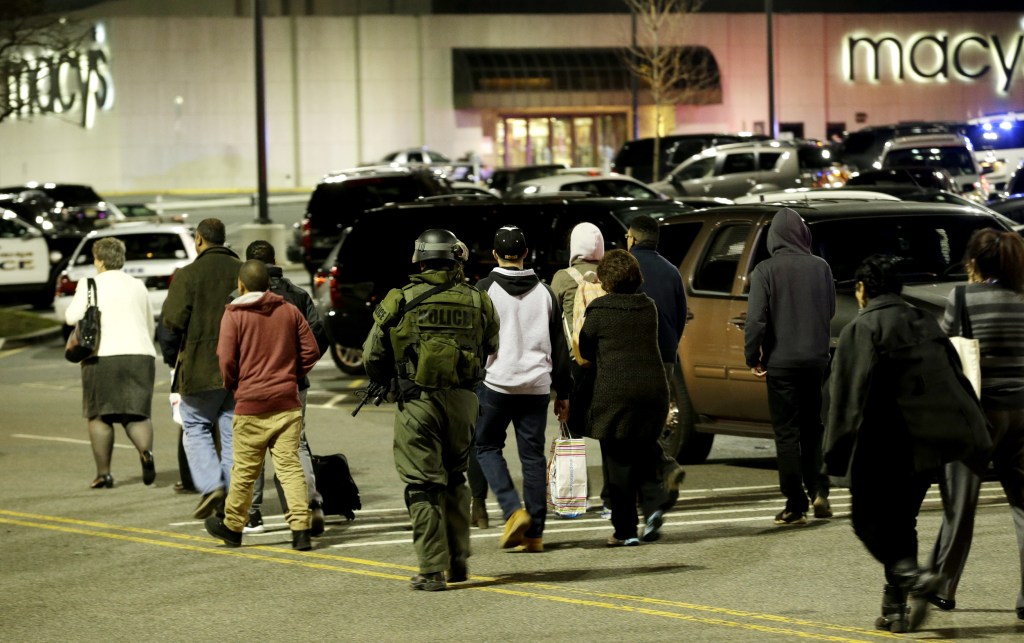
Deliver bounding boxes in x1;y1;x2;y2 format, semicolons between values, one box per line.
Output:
410;572;447;591
204;516;242;547
193;488;226;519
243;510;265;534
774;510;807;526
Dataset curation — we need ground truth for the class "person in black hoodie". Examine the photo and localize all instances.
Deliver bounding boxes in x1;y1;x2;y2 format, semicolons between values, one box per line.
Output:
744;207;835;525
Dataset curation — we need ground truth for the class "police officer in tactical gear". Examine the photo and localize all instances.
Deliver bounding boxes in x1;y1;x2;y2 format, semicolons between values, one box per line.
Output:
362;229;500;592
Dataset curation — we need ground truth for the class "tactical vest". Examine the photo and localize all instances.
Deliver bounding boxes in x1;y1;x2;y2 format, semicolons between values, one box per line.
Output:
387;282;486;390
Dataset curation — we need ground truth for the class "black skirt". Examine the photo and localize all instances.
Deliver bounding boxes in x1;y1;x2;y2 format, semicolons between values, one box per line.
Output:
81;355;155;420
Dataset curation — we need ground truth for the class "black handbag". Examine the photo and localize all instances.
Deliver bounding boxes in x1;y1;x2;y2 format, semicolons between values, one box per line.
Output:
65;278;101;363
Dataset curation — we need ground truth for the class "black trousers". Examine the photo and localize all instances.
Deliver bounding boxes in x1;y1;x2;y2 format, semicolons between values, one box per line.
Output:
766;367;829;513
600;435;667;540
850;434;933;578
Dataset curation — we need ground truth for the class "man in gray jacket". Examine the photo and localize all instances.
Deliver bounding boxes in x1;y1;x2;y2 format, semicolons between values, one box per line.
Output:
744;208;835;525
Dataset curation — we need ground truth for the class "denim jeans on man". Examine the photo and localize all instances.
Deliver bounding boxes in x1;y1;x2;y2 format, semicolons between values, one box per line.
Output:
180;388;236;495
474;385;549;539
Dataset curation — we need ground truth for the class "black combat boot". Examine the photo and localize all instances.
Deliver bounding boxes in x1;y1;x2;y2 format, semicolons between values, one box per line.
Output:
891;559;940;631
874;584;908;633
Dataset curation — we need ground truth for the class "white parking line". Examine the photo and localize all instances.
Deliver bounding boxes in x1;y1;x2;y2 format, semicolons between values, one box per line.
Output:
12;433;134;449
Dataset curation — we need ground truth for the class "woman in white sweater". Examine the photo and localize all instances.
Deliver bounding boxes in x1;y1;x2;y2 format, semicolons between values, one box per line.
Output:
65;237;157;488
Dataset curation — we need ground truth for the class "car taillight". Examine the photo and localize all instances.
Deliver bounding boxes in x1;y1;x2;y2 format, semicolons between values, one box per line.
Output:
301;218;312;251
327;266;343;309
56;271;77;297
980;174;990;197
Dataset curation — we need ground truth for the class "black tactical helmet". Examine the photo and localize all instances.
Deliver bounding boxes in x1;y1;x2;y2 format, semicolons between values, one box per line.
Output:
412;229;464;263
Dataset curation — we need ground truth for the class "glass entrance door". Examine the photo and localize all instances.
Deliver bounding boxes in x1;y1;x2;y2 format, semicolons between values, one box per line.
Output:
496;113;626;170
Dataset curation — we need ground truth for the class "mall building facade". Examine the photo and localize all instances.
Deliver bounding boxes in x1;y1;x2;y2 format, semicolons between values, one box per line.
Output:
1;7;1022;192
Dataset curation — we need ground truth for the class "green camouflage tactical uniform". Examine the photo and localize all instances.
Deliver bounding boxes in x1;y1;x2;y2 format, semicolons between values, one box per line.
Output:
363;267;499;575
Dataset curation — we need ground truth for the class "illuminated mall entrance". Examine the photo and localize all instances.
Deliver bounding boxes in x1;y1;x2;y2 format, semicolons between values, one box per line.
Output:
495;114;627;169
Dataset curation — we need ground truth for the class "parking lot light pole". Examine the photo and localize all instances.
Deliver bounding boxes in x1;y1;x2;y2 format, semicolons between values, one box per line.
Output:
254;0;270;224
766;0;778;139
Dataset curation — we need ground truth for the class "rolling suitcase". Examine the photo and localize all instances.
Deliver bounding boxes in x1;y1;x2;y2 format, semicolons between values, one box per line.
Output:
312;453;361;520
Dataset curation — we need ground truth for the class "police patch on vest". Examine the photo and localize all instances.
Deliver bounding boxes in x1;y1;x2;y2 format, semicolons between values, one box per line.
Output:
417;305;473;329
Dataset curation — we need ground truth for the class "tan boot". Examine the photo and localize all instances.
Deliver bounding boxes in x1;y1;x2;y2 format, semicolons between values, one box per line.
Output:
471;497;489;529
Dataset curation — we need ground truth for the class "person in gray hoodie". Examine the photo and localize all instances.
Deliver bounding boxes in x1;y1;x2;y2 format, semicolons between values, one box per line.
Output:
475;226;572;552
745;207;836;525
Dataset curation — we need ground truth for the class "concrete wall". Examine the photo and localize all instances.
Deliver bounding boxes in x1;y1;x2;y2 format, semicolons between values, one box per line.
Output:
1;11;1021;193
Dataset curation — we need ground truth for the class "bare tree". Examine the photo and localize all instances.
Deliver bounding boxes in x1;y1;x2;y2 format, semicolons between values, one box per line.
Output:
1;0;92;124
623;0;720;182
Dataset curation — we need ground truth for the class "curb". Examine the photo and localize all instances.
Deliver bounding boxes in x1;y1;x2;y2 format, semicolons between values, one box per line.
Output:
1;325;63;348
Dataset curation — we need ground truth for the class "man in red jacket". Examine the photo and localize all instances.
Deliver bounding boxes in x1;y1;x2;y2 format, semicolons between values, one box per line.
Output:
205;260;321;550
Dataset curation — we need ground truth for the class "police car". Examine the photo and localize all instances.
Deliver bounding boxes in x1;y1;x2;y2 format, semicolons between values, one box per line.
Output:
0;207;66;308
53;222;197;324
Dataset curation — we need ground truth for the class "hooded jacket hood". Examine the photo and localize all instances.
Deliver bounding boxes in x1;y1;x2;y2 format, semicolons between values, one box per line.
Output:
482;267;540;298
570;222;605;265
228;290;286;313
767;207;812;256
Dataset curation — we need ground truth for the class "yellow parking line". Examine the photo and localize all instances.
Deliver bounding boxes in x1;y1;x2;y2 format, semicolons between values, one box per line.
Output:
0;509;899;641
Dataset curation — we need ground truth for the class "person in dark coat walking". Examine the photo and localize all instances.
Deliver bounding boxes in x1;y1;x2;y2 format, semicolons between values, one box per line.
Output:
825;255;991;634
627;215;688;506
162;218;242;519
577;249;670;546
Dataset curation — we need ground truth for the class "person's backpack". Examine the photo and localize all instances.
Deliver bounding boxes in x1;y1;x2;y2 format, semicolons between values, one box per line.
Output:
387;281;487;390
565;267;606;367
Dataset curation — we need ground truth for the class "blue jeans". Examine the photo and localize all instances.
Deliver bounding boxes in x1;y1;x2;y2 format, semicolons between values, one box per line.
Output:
474;385;549;539
180;389;236;495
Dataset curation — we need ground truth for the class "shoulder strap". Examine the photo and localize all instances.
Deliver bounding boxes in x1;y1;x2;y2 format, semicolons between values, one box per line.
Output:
566;267;585;285
87;278;97;306
955;285;973;339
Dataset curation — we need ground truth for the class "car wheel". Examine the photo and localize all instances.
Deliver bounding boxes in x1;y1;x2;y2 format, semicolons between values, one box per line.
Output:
330;342;365;375
29;285;54;310
665;370;713;464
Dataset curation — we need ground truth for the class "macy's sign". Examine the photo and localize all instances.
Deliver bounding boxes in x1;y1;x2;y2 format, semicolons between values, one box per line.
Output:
1;23;114;129
844;30;1023;94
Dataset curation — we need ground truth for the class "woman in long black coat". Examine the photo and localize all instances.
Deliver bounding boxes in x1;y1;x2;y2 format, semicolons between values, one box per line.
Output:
578;249;669;546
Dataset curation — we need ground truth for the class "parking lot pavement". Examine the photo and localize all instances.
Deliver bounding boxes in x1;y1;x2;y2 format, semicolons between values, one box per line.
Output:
3;336;1024;641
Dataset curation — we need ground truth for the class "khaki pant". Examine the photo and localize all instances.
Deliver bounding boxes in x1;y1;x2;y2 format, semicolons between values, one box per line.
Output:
223;407;310;532
393;388;478;574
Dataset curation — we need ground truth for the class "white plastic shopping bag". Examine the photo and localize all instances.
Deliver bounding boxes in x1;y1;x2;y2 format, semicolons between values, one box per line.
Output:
546;423;588;518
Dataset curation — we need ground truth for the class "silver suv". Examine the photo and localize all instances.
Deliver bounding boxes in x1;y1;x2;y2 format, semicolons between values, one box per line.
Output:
880;133;990;203
650;140;842;199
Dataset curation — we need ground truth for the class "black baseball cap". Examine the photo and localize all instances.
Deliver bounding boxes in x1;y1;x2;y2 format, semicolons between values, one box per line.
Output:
493;225;527;260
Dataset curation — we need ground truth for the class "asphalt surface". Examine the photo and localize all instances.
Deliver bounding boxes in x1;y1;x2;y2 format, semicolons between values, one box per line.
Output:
2;328;1024;642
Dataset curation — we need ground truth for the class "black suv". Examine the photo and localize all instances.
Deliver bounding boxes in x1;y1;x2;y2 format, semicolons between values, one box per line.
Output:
612;133;770;183
289;166;452;276
312;196;693;374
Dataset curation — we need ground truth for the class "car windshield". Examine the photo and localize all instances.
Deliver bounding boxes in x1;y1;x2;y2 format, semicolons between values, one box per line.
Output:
884;147;976;176
808;214;1001;284
46;185;102;204
74;233;188;265
307;177;423;223
673;157;715;181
